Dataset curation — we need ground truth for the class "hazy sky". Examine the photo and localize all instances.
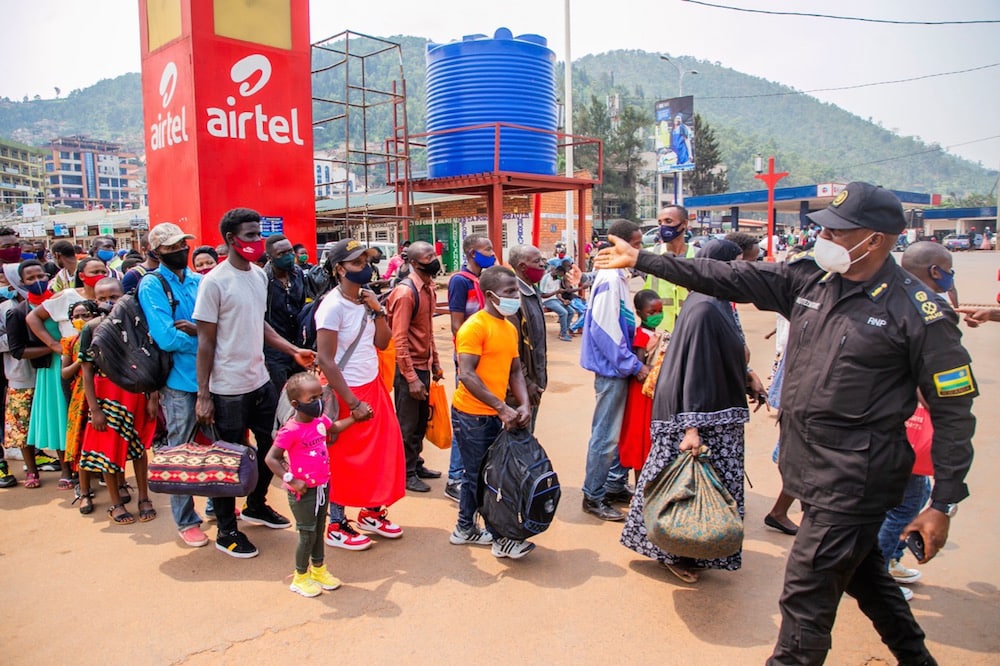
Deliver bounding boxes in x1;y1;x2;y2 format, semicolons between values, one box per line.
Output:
3;0;998;169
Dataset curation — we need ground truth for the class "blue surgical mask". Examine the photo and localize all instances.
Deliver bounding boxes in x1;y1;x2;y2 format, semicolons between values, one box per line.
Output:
929;265;954;293
473;250;495;270
489;291;521;316
20;252;36;261
96;249;115;262
0;286;15;300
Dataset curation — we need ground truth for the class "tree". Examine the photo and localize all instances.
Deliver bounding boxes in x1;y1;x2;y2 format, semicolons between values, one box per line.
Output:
54;86;61;98
575;95;651;222
686;114;728;195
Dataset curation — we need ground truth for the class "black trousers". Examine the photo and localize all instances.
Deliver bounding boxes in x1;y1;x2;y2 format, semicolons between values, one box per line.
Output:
210;382;279;534
768;507;935;666
393;367;430;478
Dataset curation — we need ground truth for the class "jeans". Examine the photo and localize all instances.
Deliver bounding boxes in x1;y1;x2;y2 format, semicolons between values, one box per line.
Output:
159;387;202;530
877;475;932;564
394;367;431;478
581;374;629;502
543;298;571;336
451;408;502;533
448;362;465;482
567;298;587;331
210;382;279;534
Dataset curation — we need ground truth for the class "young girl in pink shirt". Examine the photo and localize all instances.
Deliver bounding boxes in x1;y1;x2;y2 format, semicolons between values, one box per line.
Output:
266;372;355;598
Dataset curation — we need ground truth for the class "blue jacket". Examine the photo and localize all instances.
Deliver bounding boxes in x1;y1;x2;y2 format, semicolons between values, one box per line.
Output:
580;268;642;379
137;265;201;393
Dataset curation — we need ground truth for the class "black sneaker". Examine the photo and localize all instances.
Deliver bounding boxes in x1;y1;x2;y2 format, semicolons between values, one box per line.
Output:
0;472;16;488
215;530;259;559
444;480;461;503
239;504;291;529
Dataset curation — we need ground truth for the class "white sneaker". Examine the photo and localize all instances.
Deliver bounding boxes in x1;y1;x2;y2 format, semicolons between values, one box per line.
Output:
492;537;535;559
889;559;921;584
449;525;493;546
899;585;914;602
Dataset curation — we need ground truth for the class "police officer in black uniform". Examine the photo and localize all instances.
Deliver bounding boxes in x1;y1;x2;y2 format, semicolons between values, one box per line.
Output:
595;182;976;666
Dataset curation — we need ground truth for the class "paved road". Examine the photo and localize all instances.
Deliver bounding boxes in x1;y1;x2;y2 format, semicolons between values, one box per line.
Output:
3;251;998;665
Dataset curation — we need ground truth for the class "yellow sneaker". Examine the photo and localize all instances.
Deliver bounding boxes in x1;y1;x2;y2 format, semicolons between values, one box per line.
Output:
309;564;342;590
289;571;322;597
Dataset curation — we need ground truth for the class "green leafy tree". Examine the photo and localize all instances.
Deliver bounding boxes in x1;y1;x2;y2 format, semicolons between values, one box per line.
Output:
687;114;728;195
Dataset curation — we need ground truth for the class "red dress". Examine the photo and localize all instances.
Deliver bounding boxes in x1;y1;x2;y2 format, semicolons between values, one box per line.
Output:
618;327;654;471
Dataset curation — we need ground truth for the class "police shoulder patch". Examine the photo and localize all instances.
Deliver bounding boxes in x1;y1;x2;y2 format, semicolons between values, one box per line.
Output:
907;287;945;324
787;250;816;265
933;365;976;398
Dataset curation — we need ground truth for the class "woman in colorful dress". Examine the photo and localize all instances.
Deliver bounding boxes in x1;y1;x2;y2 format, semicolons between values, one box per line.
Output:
61;299;99;512
620;240;750;584
25;257;108;487
78;278;157;524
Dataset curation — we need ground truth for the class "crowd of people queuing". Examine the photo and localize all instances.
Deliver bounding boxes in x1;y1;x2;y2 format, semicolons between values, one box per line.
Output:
0;184;988;661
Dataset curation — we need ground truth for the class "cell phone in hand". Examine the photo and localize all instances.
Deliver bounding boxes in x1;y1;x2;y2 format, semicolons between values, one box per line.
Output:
904;531;925;561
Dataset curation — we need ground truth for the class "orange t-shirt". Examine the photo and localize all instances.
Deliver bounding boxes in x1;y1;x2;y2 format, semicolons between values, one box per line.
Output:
452;310;518;416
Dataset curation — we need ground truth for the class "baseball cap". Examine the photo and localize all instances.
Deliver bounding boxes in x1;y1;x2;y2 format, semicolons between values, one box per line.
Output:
325;238;377;265
147;222;195;250
807;182;906;235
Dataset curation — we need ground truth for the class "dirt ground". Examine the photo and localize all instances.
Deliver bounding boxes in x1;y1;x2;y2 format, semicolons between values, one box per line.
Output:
3;251;998;665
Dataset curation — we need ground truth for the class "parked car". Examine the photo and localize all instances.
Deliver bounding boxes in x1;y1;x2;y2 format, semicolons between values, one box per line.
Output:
943;234;971;251
641;227;659;247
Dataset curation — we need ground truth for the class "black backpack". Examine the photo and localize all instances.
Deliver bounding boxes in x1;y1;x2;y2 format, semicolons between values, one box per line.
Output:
88;273;175;394
477;428;561;541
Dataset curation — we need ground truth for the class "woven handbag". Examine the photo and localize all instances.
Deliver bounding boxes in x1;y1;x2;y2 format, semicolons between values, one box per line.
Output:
148;427;258;497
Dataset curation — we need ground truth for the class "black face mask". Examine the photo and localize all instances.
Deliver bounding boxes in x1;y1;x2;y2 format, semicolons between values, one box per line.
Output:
294;398;324;419
158;248;190;271
416;258;441;275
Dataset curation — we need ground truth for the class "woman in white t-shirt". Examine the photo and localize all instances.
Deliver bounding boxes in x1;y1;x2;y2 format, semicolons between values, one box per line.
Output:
314;239;406;551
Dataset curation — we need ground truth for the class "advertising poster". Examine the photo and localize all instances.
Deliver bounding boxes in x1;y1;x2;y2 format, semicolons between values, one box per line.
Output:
654;95;695;173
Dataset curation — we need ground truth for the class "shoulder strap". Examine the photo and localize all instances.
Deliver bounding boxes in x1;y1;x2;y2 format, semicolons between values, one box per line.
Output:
336;308;369;371
457;270;484;308
151;272;177;313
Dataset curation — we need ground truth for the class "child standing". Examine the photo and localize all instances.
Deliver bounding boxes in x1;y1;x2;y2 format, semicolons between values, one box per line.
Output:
618;290;663;474
265;372;354;597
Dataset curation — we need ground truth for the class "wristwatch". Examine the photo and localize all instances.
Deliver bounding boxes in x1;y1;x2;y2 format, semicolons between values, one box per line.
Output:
282;472;294;484
930;501;958;517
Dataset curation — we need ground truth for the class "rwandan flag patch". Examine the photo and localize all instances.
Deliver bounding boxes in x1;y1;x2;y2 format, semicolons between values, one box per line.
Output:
933;365;976;397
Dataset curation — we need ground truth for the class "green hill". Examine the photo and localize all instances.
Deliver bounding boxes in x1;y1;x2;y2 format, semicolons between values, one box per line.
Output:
0;38;993;197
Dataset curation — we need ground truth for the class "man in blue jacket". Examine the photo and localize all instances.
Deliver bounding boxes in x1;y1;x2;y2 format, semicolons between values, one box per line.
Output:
579;219;649;521
137;222;208;548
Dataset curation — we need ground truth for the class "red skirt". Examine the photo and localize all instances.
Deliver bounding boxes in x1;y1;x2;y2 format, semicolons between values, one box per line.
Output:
78;375;155;474
618;378;653;471
329;377;405;508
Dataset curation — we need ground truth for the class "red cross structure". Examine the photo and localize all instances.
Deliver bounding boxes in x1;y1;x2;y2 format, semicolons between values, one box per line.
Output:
753;156;789;262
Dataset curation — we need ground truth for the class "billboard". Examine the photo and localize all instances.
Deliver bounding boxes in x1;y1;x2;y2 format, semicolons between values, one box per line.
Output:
654;96;694;174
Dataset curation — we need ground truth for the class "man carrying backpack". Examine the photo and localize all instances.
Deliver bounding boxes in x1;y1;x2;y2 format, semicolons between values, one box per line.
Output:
386;241;443;493
448;266;533;559
137;222;207;548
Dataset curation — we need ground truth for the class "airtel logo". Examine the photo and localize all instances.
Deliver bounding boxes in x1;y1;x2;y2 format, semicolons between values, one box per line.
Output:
159;62;178;107
206;53;304;146
150;61;188;151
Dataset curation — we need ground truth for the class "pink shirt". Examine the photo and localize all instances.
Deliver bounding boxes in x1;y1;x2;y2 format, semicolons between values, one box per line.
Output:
273;416;332;487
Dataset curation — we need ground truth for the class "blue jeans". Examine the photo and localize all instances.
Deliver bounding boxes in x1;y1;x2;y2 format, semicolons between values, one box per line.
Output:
544;298;570;336
159;387;202;530
451;408;502;533
448;362;465;482
567;298;587;331
877;474;932;564
582;375;629;502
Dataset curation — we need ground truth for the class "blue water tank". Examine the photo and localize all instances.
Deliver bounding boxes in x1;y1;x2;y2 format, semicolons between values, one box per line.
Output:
426;27;558;179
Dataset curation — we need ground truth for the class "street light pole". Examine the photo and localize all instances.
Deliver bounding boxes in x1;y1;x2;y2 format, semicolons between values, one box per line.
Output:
659;54;698;96
753;155;789;262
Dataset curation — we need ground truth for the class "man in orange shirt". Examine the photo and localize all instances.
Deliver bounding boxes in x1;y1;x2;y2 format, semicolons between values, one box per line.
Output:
448;266;533;558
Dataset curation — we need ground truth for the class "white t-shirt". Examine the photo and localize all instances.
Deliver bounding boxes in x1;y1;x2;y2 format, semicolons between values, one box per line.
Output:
314;287;377;387
43;288;85;338
192;260;270;395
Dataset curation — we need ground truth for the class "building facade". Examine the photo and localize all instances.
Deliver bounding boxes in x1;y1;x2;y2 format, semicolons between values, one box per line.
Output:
43;136;142;211
0;138;47;216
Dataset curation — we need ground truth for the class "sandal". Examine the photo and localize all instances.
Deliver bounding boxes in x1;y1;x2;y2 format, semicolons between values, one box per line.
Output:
663;562;700;584
73;489;96;515
118;482;133;504
57;478;75;490
107;503;135;525
24;473;41;489
137;499;157;523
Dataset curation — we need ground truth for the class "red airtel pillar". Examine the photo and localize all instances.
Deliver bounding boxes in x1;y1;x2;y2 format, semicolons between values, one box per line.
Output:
139;0;315;252
753;156;788;262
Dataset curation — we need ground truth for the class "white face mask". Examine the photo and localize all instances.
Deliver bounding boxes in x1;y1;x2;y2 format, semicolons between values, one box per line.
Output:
813;232;876;274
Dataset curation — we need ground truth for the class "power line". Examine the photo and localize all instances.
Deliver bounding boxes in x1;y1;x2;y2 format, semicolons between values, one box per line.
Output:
836;134;1000;169
701;62;1000;100
683;0;1000;25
